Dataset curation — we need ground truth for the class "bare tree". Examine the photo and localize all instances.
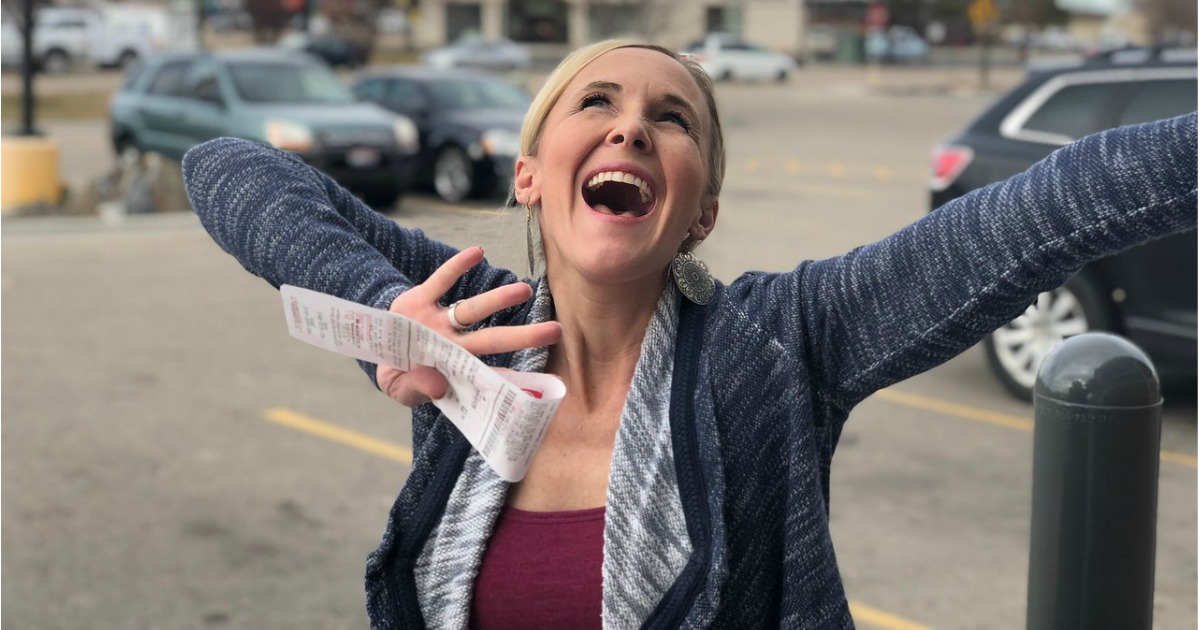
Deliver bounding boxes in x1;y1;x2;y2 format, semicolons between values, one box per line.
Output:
1138;0;1197;44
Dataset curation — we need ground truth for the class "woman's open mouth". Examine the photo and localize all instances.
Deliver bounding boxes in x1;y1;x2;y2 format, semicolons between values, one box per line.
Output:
582;171;655;217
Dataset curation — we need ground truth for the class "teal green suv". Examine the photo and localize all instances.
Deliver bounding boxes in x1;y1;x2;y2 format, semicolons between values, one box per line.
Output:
110;48;419;208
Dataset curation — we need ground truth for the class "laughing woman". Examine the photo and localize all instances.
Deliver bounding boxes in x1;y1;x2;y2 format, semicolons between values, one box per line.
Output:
182;40;1196;628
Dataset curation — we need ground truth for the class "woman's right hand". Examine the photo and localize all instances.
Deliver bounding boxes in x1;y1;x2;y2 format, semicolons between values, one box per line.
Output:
375;247;563;407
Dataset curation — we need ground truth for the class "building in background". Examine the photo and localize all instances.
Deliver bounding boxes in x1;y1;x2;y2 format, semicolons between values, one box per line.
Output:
408;0;807;60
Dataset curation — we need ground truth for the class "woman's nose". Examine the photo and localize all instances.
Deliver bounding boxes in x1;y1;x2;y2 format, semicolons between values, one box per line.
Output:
606;116;652;153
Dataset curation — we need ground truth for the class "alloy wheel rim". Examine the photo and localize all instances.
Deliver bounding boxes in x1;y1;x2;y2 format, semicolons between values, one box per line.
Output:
991;288;1089;389
435;150;472;201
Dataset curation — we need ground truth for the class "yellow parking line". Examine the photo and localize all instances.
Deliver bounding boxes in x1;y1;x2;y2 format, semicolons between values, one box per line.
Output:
875;389;1033;431
873;389;1196;468
850;601;931;630
1161;451;1199;467
263;408;413;464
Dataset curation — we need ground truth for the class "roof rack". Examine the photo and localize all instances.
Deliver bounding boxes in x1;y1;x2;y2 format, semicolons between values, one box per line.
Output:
1084;45;1197;66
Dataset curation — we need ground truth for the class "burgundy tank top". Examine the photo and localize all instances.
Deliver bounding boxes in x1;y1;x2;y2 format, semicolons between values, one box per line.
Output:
469;505;606;629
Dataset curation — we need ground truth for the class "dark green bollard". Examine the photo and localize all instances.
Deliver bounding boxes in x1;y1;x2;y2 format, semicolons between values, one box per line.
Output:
1027;333;1162;630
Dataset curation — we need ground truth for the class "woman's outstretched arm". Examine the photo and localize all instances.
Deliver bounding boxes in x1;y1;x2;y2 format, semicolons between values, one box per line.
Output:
182;138;559;395
182;137;515;312
766;113;1197;410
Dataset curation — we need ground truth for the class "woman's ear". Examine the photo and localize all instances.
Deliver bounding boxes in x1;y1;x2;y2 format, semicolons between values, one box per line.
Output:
514;155;541;206
691;196;720;241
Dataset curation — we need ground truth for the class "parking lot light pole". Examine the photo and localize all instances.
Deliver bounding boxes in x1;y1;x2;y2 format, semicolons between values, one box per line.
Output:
20;0;37;136
1027;333;1161;630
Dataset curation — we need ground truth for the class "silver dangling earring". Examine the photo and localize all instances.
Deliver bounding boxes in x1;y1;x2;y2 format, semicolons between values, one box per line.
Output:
524;203;536;278
672;249;715;305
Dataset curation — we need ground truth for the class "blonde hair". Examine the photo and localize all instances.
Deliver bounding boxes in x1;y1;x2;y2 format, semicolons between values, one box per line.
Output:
519;39;726;200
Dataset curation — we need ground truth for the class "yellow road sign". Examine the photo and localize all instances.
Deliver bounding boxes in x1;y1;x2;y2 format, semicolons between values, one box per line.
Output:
968;0;1000;31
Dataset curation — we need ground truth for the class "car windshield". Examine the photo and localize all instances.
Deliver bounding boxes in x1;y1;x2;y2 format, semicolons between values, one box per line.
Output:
425;78;530;110
228;61;355;104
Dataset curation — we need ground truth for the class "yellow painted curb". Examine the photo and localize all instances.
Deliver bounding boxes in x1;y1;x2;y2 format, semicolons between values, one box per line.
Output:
1;135;62;212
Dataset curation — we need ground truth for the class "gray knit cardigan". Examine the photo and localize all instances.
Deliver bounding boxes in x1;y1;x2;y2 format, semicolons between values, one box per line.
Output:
183;113;1197;628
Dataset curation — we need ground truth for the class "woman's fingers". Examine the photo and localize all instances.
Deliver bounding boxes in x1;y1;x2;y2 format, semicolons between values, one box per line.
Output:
411;247;485;302
461;321;563;356
443;282;534;329
379;365;449;407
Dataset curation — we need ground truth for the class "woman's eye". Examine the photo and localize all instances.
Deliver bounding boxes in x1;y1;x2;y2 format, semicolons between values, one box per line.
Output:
661;111;692;131
580;93;610;108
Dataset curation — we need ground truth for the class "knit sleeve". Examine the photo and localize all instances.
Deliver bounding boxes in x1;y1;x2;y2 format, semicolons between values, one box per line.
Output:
783;112;1197;409
183;137;518;310
182;137;522;385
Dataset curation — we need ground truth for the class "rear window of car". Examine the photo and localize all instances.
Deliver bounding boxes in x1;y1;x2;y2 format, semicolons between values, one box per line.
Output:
1117;79;1197;127
228;61;355;104
1021;82;1122;140
426;78;529;110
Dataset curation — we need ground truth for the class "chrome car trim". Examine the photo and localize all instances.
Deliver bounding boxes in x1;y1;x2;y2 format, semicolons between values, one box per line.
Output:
999;66;1198;146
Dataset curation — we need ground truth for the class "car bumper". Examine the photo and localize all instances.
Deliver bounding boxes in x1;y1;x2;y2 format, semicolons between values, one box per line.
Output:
304;150;418;191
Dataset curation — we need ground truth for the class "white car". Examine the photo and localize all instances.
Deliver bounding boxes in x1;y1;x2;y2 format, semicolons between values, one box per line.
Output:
421;36;532;72
1;5;195;73
684;33;798;82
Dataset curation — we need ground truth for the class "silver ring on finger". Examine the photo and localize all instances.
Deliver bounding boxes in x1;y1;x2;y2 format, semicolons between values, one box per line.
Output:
446;300;470;331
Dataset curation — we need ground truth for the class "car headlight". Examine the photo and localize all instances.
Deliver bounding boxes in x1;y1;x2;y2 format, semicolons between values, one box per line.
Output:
480;129;519;157
264;120;314;152
392;116;419;153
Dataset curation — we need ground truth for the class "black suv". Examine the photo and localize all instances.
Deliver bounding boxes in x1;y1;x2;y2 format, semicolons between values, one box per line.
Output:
930;47;1197;399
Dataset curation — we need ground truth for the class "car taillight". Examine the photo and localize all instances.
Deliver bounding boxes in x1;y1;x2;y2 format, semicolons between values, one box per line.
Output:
930;144;973;192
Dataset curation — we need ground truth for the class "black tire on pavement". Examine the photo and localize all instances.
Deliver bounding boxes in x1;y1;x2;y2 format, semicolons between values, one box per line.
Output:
41;49;70;74
433;145;475;203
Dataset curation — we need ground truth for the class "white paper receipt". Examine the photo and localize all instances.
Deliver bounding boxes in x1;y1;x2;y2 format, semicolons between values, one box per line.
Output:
280;285;565;482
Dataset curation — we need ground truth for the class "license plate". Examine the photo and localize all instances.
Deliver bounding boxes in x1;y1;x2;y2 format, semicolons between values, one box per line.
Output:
346;147;381;168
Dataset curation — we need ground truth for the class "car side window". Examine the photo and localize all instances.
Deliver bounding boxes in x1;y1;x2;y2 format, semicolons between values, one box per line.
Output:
1117;79;1197;127
184;64;223;103
387;80;428;113
146;60;195;97
1021;82;1122;140
356;79;387;102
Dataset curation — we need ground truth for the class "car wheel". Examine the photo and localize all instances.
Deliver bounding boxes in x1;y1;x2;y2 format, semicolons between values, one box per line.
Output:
360;184;403;210
775;69;789;82
114;135;143;166
719;69;734;82
117;50;139;69
983;272;1116;401
41;49;70;74
433;145;475;203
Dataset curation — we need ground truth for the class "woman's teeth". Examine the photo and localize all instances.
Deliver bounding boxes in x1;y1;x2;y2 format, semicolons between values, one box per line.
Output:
586;171;652;203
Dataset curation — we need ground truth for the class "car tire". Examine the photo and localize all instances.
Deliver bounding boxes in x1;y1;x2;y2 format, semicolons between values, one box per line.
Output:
775;69;789;83
117;50;139;69
114;135;143;166
719;69;734;82
433;145;475;203
41;49;70;74
983;271;1117;401
359;183;403;210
